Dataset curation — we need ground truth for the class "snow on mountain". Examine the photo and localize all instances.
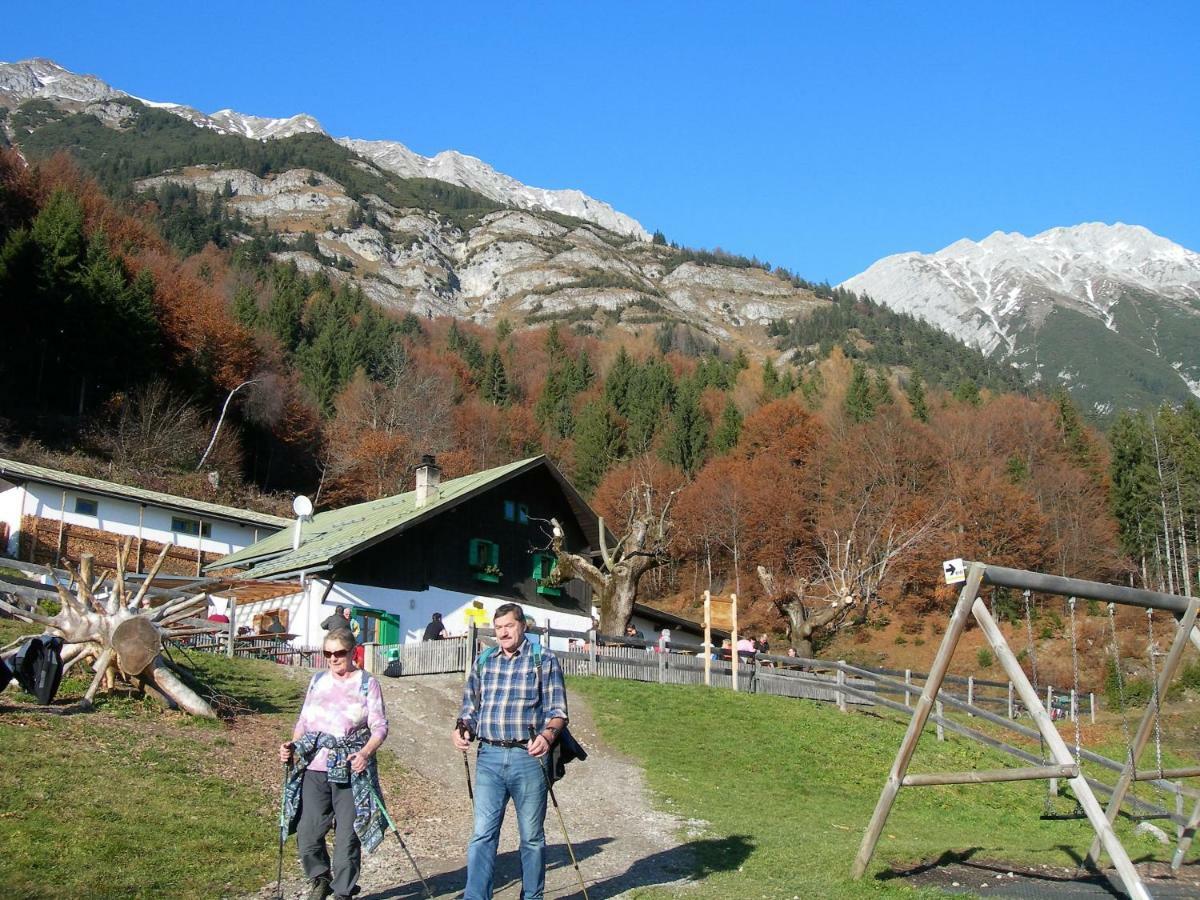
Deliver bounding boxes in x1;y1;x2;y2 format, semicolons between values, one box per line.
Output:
841;223;1200;406
339;138;649;240
0;58;648;239
842;224;1200;353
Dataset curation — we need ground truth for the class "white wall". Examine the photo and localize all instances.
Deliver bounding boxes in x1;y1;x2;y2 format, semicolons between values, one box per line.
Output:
0;484;25;557
249;579;595;652
8;481;272;558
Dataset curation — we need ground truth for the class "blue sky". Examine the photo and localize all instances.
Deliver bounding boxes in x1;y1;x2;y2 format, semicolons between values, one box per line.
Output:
4;2;1197;283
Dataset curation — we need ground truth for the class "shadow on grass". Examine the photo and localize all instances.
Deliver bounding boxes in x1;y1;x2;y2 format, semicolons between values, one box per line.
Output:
362;834;754;900
880;845;1140;899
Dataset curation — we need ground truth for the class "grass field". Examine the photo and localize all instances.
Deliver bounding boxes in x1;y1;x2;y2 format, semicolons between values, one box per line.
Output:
0;619;315;899
570;677;1193;899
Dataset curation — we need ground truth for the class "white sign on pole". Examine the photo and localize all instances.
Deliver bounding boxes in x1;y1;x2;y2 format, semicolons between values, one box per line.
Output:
943;558;967;584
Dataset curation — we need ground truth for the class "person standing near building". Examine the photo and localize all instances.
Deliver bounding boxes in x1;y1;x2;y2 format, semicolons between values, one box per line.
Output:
451;603;568;900
422;612;447;642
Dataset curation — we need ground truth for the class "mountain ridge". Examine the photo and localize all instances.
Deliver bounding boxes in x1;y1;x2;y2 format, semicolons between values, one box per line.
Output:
0;57;648;239
841;223;1200;411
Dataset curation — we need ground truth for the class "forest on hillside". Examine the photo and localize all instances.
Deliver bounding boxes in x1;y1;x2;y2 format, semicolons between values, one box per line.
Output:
1;148;1197;653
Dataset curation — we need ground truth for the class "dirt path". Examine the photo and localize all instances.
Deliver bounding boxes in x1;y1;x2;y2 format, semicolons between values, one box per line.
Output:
265;673;695;899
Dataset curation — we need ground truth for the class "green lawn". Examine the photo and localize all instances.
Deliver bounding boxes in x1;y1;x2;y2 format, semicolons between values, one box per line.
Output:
571;677;1188;898
0;632;310;899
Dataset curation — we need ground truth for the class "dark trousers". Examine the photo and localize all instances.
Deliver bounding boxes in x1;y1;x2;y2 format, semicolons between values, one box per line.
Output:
298;769;362;896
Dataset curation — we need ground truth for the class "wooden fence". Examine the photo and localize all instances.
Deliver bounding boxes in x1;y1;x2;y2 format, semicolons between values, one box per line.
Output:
186;623;1092;722
364;626;1084;718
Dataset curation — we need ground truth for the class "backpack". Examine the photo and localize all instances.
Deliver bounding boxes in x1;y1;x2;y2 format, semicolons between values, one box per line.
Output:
12;634;65;705
475;643;587;783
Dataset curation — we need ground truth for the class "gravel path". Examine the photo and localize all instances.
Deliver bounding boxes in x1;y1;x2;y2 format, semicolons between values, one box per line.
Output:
263;673;695;900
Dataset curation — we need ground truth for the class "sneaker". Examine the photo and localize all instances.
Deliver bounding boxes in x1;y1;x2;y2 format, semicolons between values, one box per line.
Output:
306;875;332;900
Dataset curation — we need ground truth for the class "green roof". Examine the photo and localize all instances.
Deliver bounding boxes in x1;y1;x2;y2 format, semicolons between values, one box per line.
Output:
210;456;590;580
0;457;291;530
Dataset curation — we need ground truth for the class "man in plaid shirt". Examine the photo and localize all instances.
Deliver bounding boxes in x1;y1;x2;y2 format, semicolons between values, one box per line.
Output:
452;603;568;900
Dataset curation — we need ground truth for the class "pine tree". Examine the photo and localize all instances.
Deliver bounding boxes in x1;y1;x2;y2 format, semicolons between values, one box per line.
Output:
761;359;780;400
481;348;509;406
662;381;708;475
906;370;930;422
872;369;894;407
954;378;981;407
844;361;876;423
496;318;513;341
604;346;636;413
713;398;743;454
573;400;623;495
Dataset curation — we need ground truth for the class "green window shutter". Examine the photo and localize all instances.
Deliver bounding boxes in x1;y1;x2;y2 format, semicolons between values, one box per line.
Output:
532;554;544;580
469;538;485;567
489;542;500;567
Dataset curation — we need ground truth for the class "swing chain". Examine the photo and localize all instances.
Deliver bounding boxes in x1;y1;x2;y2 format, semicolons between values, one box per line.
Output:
1107;603;1133;759
1024;590;1055;816
1146;609;1164;780
1068;597;1082;764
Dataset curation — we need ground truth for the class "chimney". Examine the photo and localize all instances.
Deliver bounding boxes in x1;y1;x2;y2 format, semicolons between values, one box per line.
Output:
415;454;441;508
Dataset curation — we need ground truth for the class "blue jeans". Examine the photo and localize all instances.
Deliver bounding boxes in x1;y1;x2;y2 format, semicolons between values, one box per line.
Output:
465;743;549;900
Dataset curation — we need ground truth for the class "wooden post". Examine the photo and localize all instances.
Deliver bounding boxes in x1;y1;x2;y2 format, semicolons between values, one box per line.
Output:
967;675;974;715
56;489;67;563
1176;786;1185;843
730;593;738;694
588;628;597;676
852;562;983;880
136;504;144;574
935;700;944;741
1008;681;1014;719
1070;688;1077;723
1173;795;1200;871
703;590;712;687
465;620;477;682
904;669;912;707
195;518;205;577
973;597;1151;900
1090;692;1095;724
836;664;847;713
1046;684;1053;716
1087;596;1200;869
226;599;237;658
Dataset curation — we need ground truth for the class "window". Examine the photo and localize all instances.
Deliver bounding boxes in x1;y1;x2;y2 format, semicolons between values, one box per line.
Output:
73;497;98;517
171;517;212;538
469;538;501;582
503;501;530;524
532;552;562;596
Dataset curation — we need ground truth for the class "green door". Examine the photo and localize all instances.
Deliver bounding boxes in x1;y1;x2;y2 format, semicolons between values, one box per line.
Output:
377;612;400;645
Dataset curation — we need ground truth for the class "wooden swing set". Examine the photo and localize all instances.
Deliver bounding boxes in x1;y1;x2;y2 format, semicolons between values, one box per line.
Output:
852;560;1200;900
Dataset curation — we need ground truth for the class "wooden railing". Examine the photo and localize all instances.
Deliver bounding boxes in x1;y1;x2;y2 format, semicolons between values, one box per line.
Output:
367;625;1092;720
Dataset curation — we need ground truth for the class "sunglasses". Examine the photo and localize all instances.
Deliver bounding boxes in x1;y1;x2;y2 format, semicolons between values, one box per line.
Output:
322;649;351;659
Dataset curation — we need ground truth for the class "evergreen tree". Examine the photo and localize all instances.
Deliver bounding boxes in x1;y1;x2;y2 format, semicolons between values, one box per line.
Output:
662;381;708;475
872;369;894;407
954;378;981;407
232;284;259;328
481;347;510;406
573;400;623;495
713;397;743;454
625;357;676;452
906;370;930;422
761;358;780;400
844;361;876;423
603;346;636;413
1053;388;1093;469
545;322;564;356
496;318;513;341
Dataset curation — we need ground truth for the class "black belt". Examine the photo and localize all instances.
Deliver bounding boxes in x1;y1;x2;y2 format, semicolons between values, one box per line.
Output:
480;737;528;748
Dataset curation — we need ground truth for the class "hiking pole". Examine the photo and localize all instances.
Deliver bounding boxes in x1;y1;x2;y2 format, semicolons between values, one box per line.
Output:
530;727;590;900
276;761;289;900
367;783;435;900
457;721;474;807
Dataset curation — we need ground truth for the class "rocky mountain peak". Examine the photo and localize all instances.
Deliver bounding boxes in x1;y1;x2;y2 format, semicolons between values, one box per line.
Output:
0;57;648;239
